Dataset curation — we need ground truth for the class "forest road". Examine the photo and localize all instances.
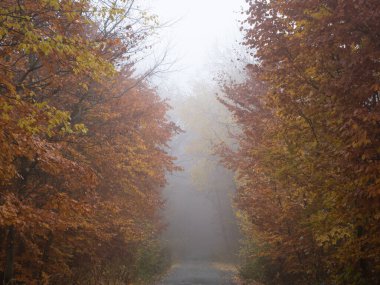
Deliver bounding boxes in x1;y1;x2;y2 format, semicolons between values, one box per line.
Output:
157;261;237;285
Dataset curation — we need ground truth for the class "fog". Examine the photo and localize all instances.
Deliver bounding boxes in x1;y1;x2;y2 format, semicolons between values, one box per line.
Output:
142;0;246;89
162;114;240;263
138;0;247;266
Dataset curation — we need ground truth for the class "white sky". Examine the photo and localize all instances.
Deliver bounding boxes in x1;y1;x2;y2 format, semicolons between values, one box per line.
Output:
143;0;247;93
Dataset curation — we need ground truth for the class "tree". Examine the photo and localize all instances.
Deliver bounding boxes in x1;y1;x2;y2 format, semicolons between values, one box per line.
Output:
219;1;380;284
0;0;178;283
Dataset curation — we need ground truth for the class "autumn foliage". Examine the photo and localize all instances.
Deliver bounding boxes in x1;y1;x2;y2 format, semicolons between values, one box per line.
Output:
219;1;380;284
0;0;178;284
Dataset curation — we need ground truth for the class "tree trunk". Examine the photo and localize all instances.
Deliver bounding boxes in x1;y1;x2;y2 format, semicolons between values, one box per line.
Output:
3;226;15;285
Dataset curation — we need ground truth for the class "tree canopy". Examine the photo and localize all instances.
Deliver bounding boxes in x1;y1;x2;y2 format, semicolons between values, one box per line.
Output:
219;1;380;284
0;0;178;284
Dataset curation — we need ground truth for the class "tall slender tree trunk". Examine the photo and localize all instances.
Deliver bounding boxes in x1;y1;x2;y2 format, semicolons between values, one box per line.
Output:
39;231;53;282
3;225;15;285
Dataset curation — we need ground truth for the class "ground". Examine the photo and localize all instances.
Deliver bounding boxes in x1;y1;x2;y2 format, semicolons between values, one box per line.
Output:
157;261;237;285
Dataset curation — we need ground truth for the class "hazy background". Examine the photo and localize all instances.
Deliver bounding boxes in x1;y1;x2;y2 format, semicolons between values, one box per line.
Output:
142;0;247;264
142;0;247;91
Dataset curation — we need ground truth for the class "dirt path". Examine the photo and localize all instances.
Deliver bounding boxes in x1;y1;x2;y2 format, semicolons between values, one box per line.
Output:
157;262;237;285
